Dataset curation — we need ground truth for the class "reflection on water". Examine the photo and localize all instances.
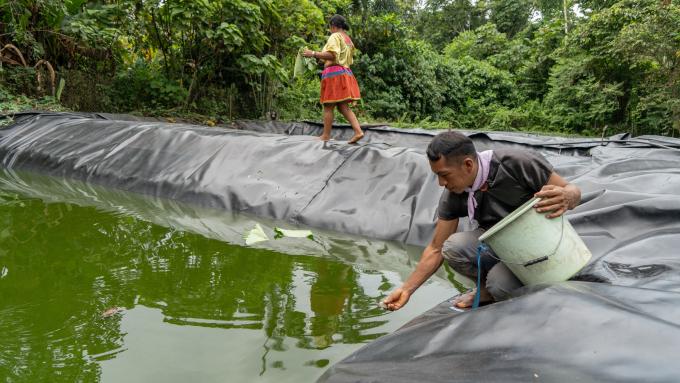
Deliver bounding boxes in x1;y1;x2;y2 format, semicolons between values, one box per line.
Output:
0;171;457;382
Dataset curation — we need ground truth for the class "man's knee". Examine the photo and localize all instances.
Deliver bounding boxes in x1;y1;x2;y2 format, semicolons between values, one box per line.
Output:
442;231;480;279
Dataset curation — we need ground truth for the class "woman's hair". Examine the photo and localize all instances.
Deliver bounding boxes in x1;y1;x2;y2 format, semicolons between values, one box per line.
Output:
329;14;350;30
426;131;477;163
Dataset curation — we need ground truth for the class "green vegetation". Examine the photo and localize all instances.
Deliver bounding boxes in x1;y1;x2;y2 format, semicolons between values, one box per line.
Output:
1;0;678;136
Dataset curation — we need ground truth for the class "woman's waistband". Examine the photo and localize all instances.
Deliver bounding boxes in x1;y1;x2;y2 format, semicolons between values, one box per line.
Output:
321;65;353;79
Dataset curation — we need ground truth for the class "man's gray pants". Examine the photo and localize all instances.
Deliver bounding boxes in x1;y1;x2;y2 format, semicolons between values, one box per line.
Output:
442;228;523;301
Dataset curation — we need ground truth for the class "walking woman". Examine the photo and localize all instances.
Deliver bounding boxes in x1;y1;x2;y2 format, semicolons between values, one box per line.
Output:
303;14;364;144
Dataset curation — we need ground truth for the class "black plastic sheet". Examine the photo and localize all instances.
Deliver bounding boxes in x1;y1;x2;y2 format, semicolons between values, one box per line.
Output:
2;112;680;381
321;282;680;382
0;112;445;245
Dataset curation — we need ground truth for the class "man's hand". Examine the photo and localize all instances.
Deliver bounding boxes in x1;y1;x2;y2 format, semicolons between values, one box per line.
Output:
534;172;581;218
382;287;412;311
381;219;457;312
534;184;576;218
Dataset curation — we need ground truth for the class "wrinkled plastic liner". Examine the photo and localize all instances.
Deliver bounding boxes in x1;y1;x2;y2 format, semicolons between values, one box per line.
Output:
2;112;680;381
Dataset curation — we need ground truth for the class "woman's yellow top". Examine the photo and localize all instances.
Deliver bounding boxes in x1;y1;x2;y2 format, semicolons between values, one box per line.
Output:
323;32;354;68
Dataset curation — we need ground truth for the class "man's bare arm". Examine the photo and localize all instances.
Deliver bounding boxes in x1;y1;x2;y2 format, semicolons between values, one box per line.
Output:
383;218;458;310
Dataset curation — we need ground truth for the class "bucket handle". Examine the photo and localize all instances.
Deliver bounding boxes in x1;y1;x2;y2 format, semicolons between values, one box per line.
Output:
482;215;565;267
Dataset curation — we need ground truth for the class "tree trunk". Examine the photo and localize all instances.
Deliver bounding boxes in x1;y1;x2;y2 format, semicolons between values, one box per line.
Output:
563;0;569;34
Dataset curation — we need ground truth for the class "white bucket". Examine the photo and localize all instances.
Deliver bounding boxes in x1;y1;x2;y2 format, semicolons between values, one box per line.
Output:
478;197;592;285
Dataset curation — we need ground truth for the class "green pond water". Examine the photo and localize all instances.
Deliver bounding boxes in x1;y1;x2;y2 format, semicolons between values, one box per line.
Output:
0;171;461;382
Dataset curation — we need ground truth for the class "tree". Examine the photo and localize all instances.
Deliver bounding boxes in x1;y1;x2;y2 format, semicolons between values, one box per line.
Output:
545;0;679;134
489;0;533;38
415;0;487;51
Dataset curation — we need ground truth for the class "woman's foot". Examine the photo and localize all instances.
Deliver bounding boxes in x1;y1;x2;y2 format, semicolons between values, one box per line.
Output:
347;132;364;144
318;134;331;141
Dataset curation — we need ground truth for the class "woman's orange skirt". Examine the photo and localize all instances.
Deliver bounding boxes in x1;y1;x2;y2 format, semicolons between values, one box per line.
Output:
320;65;361;104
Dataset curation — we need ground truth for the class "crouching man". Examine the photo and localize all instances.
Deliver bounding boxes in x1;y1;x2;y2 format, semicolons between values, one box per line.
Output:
383;131;581;310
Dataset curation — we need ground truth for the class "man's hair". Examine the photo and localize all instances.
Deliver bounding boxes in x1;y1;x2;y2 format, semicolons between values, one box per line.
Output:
329;14;350;30
426;131;477;163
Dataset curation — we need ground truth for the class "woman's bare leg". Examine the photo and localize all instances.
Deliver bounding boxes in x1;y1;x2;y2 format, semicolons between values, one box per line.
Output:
337;102;364;144
321;103;335;141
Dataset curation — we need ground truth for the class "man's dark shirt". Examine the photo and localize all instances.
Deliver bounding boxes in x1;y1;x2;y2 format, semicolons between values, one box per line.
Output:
437;149;553;230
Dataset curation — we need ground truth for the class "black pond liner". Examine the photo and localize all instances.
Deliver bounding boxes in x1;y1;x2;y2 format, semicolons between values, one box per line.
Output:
2;112;680;382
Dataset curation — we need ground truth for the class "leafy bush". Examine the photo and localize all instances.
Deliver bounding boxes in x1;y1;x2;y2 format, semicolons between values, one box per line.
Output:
275;77;322;121
452;57;519;108
108;61;188;111
0;83;67;115
544;55;623;133
486;101;552;132
443;24;510;63
0;66;37;97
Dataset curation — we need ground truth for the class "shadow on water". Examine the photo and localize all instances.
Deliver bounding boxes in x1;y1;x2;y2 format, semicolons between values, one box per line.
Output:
0;170;457;382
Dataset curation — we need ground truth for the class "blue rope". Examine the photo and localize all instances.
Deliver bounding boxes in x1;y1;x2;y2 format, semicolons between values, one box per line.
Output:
472;243;489;309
